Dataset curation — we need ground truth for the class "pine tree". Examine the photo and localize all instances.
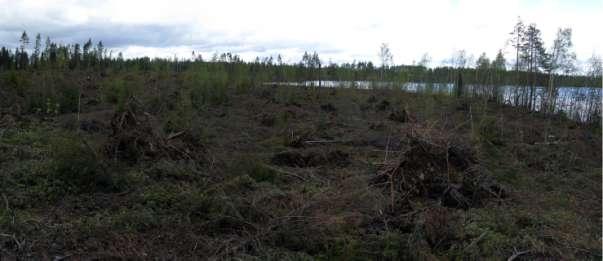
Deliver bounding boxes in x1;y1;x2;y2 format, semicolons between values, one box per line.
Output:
96;41;104;68
32;33;41;68
83;38;93;69
475;53;490;69
18;31;30;69
520;24;547;110
70;43;81;69
491;50;506;71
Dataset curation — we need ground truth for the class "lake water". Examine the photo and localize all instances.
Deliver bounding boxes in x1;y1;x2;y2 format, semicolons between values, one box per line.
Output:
266;80;602;122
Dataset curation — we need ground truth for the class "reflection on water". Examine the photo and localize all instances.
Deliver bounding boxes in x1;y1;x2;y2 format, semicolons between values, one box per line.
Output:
265;81;602;122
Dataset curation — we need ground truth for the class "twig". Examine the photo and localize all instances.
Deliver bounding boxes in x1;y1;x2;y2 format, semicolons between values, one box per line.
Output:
0;233;22;250
263;165;306;181
464;231;488;251
384;134;391;162
2;194;9;212
303;140;342;144
166;131;186;140
507;250;530;261
372;149;401;152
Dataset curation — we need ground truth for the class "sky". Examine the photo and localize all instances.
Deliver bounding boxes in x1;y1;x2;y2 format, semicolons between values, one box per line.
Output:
0;0;601;68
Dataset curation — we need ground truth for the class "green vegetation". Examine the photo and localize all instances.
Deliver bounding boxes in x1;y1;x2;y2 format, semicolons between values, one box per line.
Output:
0;69;600;258
0;23;601;259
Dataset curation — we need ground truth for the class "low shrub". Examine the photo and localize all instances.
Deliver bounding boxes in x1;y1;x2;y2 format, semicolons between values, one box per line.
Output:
58;86;79;113
477;116;503;145
101;75;142;111
48;135;111;195
185;68;229;109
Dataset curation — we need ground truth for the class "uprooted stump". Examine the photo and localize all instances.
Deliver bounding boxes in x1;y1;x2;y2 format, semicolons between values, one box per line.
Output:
105;99;203;163
371;137;504;209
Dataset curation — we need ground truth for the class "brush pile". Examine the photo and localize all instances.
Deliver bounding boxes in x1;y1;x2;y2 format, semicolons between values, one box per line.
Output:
372;136;504;209
105;98;203;162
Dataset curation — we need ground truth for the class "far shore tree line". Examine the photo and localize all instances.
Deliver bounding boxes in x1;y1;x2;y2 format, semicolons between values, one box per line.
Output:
0;18;601;123
1;18;601;87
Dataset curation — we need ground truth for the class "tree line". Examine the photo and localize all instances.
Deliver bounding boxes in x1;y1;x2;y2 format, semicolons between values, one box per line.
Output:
0;21;601;90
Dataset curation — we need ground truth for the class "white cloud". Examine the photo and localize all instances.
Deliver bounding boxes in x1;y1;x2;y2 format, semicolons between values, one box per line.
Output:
0;0;600;66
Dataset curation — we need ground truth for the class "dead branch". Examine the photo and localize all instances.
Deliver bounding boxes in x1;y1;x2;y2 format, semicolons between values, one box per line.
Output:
303;140;342;144
167;131;186;140
507;250;530;261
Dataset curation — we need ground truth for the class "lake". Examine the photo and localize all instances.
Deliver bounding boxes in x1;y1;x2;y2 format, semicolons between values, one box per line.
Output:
266;80;602;122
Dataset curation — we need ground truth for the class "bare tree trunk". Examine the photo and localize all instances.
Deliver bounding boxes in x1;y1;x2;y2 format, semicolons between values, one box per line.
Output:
318;63;321;88
546;73;556;115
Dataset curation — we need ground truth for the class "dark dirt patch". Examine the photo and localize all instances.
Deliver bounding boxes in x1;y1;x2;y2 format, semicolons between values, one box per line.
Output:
79;119;105;133
376;100;390;111
320;103;336;112
255;113;276;127
271;150;350;168
388;108;416;123
368;121;386;131
423;207;463;249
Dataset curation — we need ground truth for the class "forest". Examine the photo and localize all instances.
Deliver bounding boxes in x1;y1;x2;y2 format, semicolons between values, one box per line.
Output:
0;17;601;259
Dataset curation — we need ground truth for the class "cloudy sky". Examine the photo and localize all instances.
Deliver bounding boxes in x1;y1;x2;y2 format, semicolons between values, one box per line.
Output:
0;0;601;67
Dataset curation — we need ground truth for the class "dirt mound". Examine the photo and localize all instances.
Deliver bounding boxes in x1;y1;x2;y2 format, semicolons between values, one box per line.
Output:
105;98;203;163
372;137;504;209
271;150;350;168
79;119;104;133
320;103;336;112
255;113;275;127
388;108;416;123
376;100;390;111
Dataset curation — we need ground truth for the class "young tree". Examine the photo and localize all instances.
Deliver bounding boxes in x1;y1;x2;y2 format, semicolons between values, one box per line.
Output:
42;36;52;67
449;50;469;96
474;52;491;97
451;50;468;69
311;52;321;87
379;43;393;67
70;43;81;69
19;31;30;52
18;31;30;69
418;53;431;68
543;28;576;113
507;18;526;106
491;50;507;99
586;54;602;78
83;38;93;68
0;47;12;70
520;24;547;110
509;17;525;71
475;52;490;69
379;43;393;81
301;51;310;67
96;41;104;68
49;42;58;67
32;33;42;68
491;50;506;71
546;28;576;74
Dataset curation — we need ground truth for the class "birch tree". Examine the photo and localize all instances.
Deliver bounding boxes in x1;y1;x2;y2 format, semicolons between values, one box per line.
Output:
543;28;576;113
